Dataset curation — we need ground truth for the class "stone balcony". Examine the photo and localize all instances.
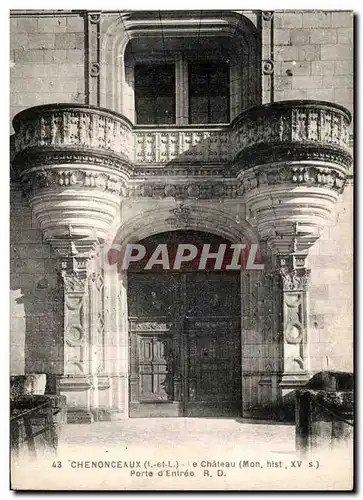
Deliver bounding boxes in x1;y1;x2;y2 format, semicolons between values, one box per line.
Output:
12;100;352;257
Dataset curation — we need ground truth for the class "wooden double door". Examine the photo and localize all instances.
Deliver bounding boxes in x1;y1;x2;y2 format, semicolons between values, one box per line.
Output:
128;272;241;417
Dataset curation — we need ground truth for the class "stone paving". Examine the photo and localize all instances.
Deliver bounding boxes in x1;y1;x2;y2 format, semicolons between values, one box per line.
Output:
61;418;296;454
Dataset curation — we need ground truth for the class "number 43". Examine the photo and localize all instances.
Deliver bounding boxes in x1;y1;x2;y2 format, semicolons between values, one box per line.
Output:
52;461;62;468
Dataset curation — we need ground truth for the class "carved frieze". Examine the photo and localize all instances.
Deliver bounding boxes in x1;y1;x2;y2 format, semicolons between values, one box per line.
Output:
130;181;239;199
13;105;133;161
233;103;351;155
240;164;346;195
21;168;128;196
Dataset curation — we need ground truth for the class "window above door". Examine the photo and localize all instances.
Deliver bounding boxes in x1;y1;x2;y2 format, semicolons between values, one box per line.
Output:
134;64;176;125
132;56;231;126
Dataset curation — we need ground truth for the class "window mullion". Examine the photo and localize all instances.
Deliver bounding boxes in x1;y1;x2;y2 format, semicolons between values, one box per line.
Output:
176;55;188;126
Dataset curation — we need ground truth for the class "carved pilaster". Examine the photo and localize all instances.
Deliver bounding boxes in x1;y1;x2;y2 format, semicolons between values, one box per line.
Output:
87;11;101;105
60;253;89;379
276;255;311;390
57;241;107;422
88;270;105;419
261;11;274;103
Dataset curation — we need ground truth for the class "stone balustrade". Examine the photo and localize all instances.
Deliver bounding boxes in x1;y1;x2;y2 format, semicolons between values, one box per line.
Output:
133;127;230;164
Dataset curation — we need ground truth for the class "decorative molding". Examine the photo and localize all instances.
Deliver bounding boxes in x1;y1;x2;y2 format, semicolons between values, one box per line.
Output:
12;106;133;245
21;167;128;196
87;12;102;105
261;10;274;103
12;100;352;258
235;144;352;173
131;322;173;331
240;163;346;195
133;165;227;177
130;181;240;199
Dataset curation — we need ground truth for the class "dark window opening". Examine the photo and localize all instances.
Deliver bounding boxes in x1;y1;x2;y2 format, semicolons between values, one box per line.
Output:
189;62;230;124
134;64;176;125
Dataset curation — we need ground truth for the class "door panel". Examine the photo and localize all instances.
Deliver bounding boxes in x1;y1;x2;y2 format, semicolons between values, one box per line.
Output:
184;319;241;417
138;335;173;402
128;269;241;417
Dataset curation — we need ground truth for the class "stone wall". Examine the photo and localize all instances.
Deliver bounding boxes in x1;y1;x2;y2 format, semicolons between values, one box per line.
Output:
273;10;353;114
10;13;85;130
10;184;63;375
307;181;353;373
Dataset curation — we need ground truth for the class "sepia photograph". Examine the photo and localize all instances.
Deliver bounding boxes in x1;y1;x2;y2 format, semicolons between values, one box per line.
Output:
9;7;354;491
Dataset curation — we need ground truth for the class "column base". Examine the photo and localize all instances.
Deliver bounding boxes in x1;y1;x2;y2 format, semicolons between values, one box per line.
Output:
279;373;312;398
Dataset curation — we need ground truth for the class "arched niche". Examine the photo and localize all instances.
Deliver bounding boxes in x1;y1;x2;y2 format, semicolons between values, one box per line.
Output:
100;11;261;121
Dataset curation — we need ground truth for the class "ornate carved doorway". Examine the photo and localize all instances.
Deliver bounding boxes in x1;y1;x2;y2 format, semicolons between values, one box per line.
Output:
127;231;242;417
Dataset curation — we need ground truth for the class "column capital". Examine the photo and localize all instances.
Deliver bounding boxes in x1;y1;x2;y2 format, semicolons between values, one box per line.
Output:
276;254;311;292
57;239;100;293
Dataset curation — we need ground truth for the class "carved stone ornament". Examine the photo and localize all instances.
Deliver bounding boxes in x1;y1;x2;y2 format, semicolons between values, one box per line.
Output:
21;168;128;196
90;62;100;77
240;164;346;195
262;11;274;21
166;204;192;228
89;12;101;24
262;60;274;75
279;267;311;291
62;273;88;293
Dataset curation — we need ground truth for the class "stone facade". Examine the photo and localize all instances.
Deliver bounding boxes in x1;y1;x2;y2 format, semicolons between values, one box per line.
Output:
10;10;353;421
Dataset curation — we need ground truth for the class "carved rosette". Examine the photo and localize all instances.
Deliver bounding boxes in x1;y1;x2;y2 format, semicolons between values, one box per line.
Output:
12;104;133;249
235;100;352;255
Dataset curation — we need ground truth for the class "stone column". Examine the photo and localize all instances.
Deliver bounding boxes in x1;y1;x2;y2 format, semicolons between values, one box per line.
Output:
56;242;106;422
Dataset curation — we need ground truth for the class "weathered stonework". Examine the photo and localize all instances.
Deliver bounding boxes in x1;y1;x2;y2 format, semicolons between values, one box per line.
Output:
10;9;353;422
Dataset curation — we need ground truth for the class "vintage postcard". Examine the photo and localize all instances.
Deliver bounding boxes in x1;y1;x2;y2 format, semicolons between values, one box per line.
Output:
10;8;354;491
